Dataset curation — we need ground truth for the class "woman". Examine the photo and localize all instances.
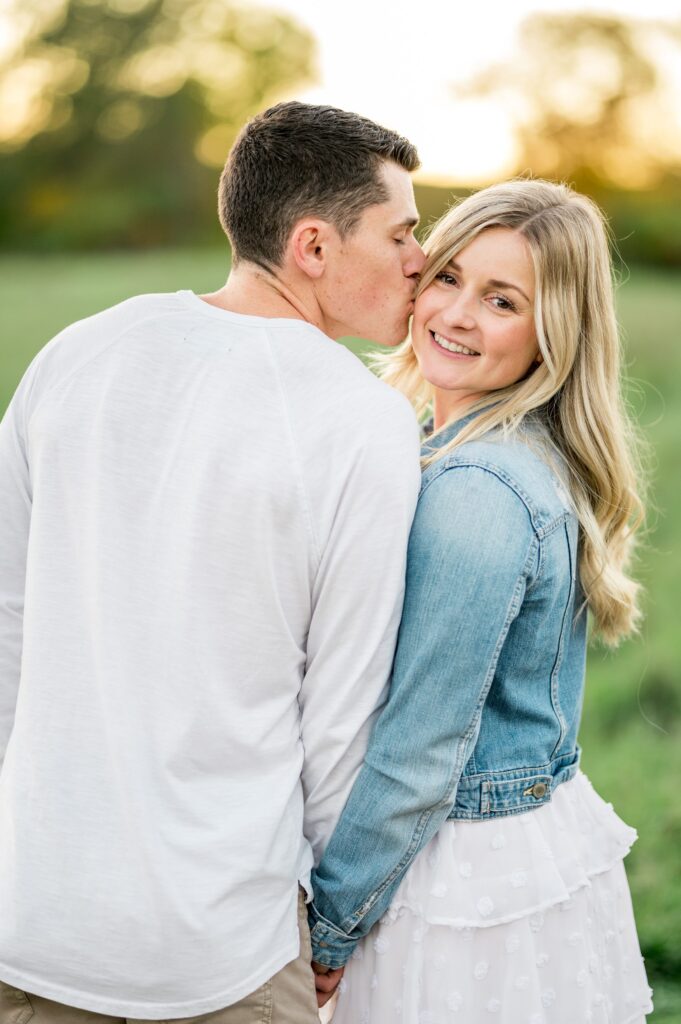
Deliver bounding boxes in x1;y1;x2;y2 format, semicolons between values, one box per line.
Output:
309;180;653;1023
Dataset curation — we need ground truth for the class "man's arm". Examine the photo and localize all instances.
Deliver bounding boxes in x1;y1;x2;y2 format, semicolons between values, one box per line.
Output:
308;464;538;966
298;407;421;868
0;364;38;771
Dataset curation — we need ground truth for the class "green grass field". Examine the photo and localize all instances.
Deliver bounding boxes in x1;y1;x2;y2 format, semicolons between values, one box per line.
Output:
2;250;680;1018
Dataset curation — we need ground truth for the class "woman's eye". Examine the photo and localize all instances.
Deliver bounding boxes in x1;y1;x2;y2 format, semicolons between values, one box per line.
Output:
435;271;457;286
394;237;406;246
490;294;516;312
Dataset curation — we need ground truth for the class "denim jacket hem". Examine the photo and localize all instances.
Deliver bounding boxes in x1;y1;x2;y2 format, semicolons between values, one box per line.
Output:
447;748;581;819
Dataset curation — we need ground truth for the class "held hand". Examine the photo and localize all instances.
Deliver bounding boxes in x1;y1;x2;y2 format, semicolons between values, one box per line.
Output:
311;961;345;1007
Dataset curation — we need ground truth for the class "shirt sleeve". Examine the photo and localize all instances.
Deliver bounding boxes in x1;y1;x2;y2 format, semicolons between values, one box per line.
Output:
0;362;39;771
308;462;539;966
298;410;421;868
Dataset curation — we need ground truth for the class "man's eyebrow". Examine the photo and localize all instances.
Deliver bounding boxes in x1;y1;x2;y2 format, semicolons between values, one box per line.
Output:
448;262;531;304
393;216;419;230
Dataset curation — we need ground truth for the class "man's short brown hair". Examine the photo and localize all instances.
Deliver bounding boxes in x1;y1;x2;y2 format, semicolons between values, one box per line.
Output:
218;102;419;270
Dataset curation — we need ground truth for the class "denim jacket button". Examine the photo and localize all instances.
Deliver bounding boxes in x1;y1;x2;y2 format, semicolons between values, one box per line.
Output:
531;782;548;799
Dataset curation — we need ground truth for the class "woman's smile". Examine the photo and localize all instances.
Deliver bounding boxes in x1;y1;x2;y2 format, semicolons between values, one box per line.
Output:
430;330;480;357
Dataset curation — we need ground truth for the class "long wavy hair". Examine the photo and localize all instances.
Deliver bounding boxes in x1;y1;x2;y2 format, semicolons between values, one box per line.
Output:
375;179;645;646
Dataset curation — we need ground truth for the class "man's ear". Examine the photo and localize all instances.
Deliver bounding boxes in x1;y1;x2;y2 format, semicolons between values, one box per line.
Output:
288;220;335;280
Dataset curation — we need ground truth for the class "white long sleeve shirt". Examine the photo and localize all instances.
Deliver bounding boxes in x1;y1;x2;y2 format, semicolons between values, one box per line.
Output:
0;291;420;1018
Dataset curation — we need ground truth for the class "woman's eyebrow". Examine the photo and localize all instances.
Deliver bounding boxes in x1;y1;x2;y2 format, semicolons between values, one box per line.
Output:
488;279;531;303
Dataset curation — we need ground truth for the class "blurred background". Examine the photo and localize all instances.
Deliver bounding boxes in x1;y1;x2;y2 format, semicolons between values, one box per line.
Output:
1;0;680;1016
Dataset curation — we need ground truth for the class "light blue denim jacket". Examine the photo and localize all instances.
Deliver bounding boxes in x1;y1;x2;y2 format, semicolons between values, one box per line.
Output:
309;413;587;967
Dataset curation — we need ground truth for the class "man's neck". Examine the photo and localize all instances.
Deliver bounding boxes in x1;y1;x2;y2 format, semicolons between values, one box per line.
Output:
199;263;326;333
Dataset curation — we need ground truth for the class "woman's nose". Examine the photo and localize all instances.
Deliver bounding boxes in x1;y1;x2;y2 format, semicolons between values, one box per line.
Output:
442;291;477;330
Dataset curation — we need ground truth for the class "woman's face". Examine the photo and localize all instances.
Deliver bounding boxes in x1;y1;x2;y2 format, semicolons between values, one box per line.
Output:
411;227;540;426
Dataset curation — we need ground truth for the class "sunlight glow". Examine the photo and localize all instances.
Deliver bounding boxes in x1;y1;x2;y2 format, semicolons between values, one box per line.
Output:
266;0;681;184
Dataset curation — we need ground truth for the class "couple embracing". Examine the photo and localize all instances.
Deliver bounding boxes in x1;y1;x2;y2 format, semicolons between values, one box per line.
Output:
0;102;653;1024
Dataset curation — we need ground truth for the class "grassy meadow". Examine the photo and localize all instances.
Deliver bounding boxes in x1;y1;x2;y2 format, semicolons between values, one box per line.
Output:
2;250;680;1018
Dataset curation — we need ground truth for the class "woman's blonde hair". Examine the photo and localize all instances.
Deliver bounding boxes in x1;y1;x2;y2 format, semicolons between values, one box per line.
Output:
376;179;645;646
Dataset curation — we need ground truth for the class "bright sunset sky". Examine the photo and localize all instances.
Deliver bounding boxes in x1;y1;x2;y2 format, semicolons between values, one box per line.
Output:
267;0;681;183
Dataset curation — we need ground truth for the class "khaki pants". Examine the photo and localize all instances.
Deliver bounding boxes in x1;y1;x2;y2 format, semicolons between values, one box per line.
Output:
0;894;319;1024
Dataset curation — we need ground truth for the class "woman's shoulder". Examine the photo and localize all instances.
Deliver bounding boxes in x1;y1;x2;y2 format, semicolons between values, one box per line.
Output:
420;426;574;536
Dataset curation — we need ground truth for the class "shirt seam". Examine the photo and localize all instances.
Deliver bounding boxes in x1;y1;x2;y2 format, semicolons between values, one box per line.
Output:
420;458;569;539
25;307;181;430
261;328;321;567
549;520;577;758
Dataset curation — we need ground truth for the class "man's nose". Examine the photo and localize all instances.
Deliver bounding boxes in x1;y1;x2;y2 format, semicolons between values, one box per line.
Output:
405;238;426;279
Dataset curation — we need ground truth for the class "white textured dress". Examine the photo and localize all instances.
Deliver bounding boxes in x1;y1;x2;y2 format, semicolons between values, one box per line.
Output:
326;772;653;1024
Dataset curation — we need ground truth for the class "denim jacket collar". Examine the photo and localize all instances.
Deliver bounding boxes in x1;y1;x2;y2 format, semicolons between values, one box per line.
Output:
421;407;483;453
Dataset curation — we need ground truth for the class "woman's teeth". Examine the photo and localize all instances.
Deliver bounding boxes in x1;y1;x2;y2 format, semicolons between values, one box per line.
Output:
432;332;479;356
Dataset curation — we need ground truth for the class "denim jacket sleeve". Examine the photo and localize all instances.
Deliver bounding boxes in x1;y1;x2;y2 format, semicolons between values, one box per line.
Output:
308;460;540;967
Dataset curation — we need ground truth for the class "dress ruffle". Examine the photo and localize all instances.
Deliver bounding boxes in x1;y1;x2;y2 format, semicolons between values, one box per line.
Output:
328;771;653;1024
383;771;637;930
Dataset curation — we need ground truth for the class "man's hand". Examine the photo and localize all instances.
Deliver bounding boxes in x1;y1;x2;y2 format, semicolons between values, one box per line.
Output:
311;961;345;1008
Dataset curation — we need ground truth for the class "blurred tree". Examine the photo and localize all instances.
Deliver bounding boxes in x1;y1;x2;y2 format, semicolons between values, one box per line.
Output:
461;12;681;192
0;0;315;248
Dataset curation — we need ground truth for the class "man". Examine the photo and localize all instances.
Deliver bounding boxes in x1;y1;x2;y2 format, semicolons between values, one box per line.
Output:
0;102;424;1023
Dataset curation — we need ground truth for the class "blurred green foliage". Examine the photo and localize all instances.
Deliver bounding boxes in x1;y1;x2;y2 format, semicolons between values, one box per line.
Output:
1;5;681;267
0;0;315;248
414;181;681;270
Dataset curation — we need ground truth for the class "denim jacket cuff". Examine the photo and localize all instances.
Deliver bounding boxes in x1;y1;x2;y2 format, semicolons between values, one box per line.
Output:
308;903;358;968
